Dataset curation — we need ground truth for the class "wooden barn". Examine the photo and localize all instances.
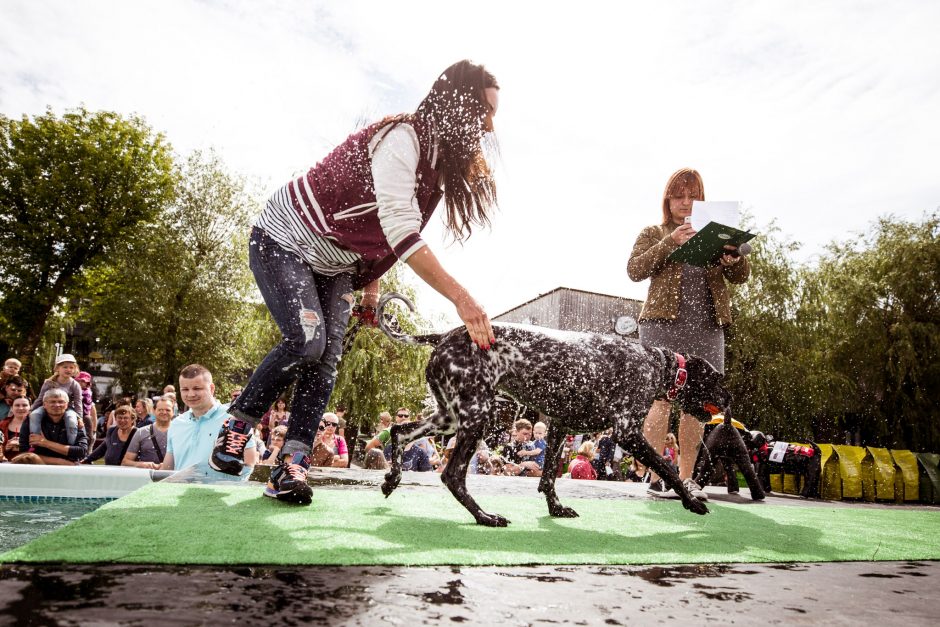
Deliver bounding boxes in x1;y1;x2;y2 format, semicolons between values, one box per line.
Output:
493;286;643;340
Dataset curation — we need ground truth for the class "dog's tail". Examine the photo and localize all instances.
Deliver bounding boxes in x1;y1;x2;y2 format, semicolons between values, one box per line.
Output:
377;292;444;346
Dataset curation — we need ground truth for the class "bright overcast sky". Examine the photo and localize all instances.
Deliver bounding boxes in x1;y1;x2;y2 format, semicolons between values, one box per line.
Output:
2;0;939;326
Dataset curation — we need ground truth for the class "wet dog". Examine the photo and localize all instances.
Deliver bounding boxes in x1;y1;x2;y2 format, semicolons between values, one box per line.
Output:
376;293;732;526
692;414;766;500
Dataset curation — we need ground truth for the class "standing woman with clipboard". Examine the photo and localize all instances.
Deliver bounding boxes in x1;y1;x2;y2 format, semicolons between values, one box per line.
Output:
627;168;750;499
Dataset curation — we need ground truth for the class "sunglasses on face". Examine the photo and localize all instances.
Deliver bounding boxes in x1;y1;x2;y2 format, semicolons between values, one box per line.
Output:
318;421;339;431
397;413;410;418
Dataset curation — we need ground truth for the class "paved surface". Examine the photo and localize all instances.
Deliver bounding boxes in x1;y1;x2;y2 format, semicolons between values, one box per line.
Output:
1;561;937;625
1;467;937;625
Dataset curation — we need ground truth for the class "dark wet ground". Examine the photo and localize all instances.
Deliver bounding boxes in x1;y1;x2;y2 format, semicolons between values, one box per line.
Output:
1;561;937;625
1;467;938;625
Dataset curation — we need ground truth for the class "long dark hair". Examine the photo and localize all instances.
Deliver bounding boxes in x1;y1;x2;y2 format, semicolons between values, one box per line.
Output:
381;60;499;241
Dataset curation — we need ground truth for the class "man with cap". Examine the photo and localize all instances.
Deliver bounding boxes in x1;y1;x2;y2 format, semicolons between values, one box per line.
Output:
20;388;88;465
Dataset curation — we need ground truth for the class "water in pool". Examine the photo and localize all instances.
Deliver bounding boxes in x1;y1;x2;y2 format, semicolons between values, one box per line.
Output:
0;499;109;553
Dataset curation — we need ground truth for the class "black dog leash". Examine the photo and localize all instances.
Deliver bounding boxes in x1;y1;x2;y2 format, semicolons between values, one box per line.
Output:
342;305;378;354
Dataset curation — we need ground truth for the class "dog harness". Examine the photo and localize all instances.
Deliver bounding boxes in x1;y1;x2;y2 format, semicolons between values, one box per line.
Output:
666;353;688;400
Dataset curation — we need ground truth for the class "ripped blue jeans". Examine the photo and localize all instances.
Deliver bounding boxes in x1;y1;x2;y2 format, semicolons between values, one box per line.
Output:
230;227;353;447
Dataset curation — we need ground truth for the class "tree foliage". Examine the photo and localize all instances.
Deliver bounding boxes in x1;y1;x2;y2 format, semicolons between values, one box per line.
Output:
727;211;940;451
814;211;940;450
81;151;276;394
0;108;176;363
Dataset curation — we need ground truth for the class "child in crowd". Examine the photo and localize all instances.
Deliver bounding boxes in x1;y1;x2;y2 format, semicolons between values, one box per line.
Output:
1;358;32;401
503;418;542;477
262;426;287;465
569;441;597;480
31;354;83;417
75;371;97;450
532;421;548;473
663;432;679;472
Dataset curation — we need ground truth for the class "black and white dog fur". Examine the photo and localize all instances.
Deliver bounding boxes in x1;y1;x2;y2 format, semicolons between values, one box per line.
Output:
377;293;732;526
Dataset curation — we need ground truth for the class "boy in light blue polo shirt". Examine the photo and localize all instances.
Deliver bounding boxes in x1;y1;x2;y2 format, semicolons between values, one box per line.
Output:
162;365;256;476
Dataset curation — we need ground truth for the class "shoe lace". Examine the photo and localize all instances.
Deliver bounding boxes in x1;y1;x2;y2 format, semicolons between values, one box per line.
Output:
284;462;308;482
224;430;250;456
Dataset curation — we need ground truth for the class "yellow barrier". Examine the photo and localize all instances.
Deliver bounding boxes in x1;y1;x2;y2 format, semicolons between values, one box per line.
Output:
831;445;869;499
916;453;940;504
889;449;920;502
817;443;842;500
865;447;898;501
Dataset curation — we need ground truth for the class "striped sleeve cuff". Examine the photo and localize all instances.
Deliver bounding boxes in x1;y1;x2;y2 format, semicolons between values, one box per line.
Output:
394;233;426;262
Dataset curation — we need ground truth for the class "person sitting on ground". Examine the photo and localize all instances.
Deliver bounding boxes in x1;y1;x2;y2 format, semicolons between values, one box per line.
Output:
363;411;394;456
361;411;394;469
569;441;598;480
385;438;433;472
310;412;348;468
161;364;257;476
122;398;173;469
261;426;288;465
502;418;543;477
31;354;83;417
411;435;441;470
0;358;32;401
378;408;435;472
134;398;155;428
83;404;137;466
441;435;492;475
624;458;649;483
1;396;31;461
591;429;621;480
20;388;87;465
261;398;290;444
0;375;27;421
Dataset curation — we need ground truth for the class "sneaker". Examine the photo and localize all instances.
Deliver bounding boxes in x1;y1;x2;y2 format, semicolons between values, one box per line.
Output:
683;478;709;501
264;452;313;505
209;418;253;476
646;479;676;498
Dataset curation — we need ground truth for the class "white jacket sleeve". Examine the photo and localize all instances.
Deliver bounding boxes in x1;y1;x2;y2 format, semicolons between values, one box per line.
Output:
370;124;427;261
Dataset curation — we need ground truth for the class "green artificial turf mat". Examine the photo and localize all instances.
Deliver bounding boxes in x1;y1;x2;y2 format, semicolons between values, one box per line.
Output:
3;482;939;565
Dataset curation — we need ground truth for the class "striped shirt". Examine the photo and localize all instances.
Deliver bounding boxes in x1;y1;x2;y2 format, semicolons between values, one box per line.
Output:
255;124;433;274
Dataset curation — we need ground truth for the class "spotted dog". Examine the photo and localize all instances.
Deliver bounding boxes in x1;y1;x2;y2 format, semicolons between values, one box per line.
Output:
377;293;732;527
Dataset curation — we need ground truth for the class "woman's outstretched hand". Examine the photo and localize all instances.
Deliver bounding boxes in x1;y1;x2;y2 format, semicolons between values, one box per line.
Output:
455;292;495;350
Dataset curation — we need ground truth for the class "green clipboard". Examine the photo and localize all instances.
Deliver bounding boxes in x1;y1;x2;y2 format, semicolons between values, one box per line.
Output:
667;221;756;267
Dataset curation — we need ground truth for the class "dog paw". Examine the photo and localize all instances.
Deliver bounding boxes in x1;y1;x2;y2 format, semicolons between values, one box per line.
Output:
549;506;579;518
476;512;510;527
380;481;398;498
684;498;709;515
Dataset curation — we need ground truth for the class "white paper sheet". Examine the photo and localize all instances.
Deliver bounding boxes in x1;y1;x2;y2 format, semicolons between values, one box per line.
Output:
769;441;789;464
690;201;742;231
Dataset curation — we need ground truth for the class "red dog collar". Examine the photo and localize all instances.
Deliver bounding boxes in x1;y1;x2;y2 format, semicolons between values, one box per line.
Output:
666;353;687;400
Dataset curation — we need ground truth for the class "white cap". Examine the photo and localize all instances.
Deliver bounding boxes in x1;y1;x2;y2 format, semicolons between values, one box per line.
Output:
55;353;77;366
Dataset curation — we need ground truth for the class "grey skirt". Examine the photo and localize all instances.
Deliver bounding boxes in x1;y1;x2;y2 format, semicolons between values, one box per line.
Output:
639;265;725;374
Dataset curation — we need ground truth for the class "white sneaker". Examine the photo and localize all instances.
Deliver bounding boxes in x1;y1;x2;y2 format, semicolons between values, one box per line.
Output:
683;478;708;500
646;479;677;498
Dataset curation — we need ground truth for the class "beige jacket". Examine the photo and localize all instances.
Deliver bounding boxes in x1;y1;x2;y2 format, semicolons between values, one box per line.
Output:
627;222;750;327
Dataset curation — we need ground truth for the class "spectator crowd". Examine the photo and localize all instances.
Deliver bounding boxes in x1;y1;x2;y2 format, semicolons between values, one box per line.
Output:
1;354;675;485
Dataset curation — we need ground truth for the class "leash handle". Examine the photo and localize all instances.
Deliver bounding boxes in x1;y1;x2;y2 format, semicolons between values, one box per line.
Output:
352;304;379;327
